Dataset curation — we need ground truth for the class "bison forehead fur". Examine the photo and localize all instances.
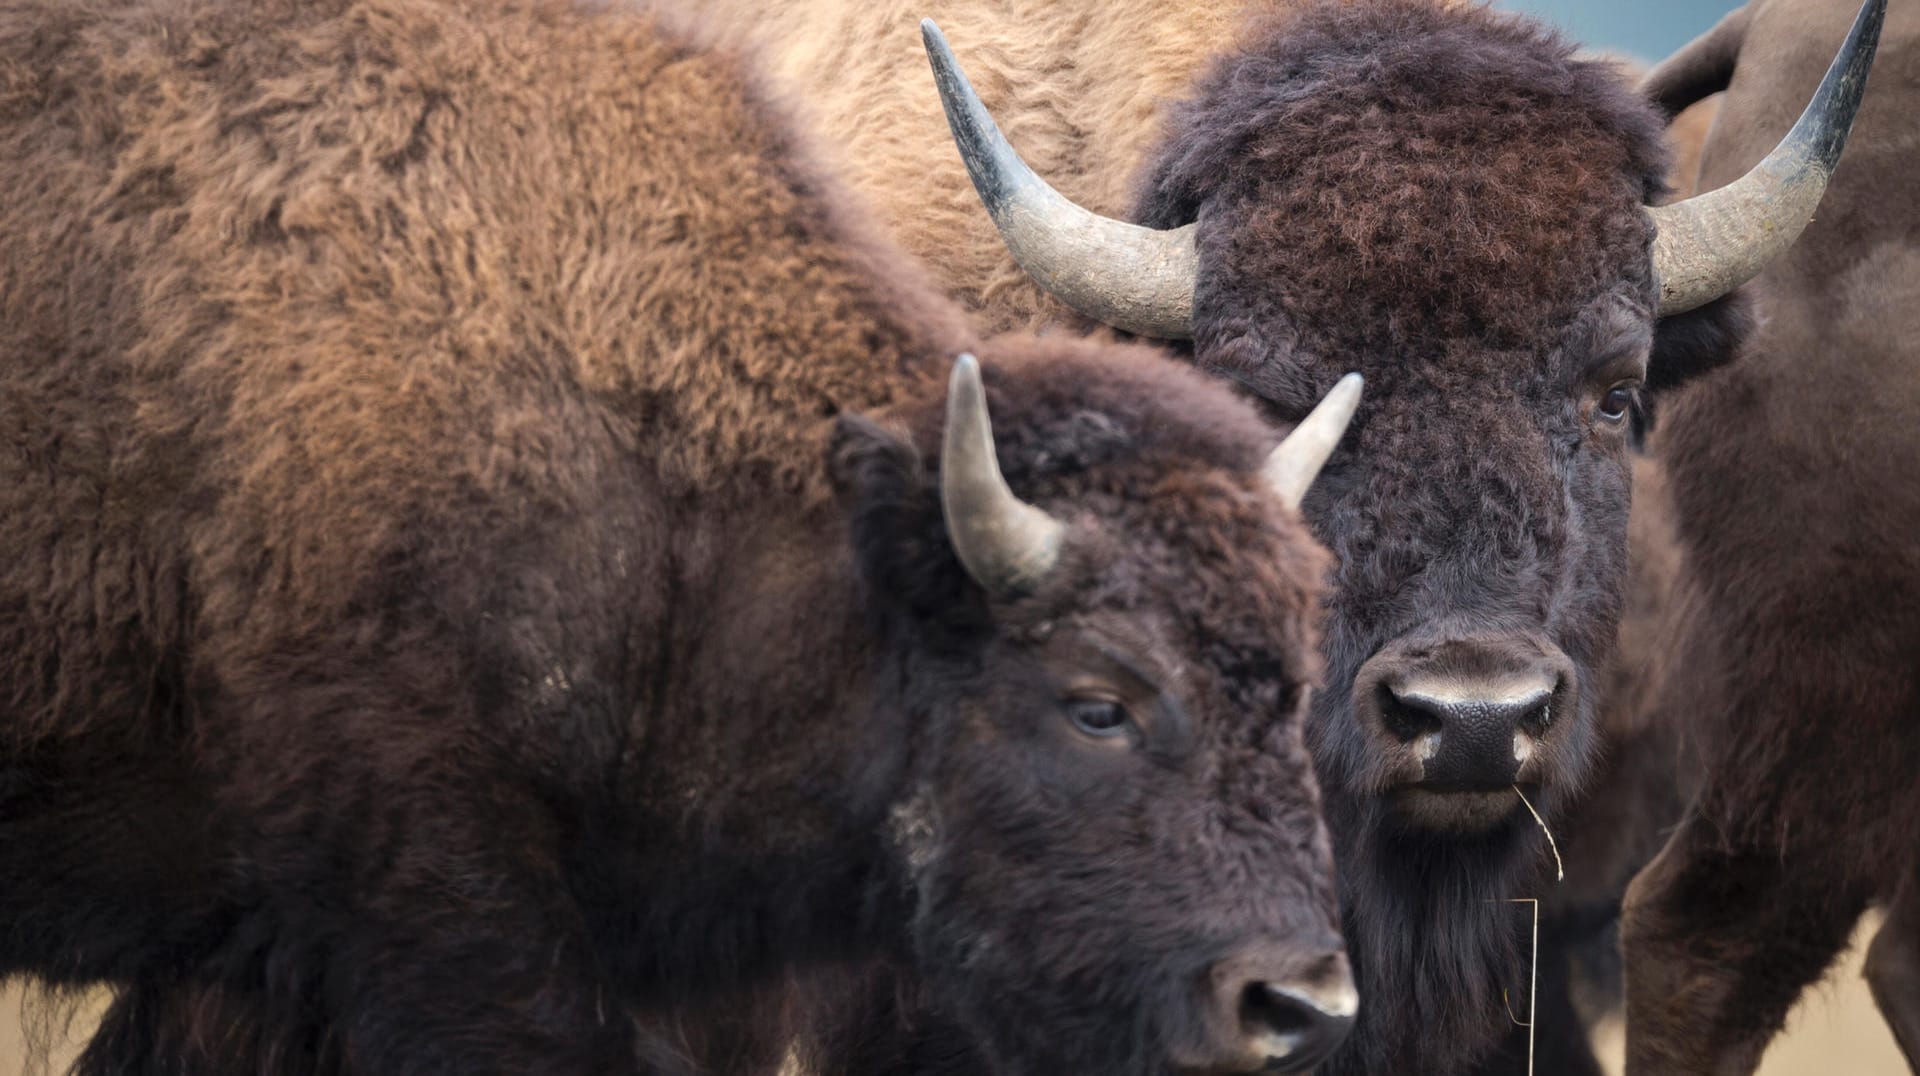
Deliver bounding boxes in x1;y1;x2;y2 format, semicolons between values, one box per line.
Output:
0;0;1347;1073
1144;0;1669;360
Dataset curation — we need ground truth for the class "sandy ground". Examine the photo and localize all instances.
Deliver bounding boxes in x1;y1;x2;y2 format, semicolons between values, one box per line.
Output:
2;915;1908;1075
0;986;101;1076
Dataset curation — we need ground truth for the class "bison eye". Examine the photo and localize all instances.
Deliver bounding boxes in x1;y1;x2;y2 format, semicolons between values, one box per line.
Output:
1598;383;1640;423
1066;698;1130;739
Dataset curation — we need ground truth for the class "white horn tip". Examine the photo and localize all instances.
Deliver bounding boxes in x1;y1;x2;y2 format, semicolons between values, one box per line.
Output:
1325;371;1364;415
949;351;981;395
1264;372;1364;511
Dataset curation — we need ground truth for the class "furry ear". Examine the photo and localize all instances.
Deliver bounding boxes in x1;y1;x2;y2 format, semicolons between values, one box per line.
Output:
1649;288;1755;394
828;413;989;639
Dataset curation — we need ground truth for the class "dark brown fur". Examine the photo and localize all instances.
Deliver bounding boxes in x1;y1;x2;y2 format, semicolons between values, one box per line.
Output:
0;1;1347;1072
1622;0;1920;1070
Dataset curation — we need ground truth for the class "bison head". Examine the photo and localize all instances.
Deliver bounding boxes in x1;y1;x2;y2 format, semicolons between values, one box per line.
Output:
920;0;1881;843
827;347;1358;1074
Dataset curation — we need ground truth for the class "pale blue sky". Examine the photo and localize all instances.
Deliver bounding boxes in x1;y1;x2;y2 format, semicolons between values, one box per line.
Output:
1499;0;1742;63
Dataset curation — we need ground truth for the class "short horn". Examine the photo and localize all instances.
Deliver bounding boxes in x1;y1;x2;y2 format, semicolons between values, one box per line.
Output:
941;354;1065;595
922;20;1197;340
1648;0;1884;315
1264;374;1363;511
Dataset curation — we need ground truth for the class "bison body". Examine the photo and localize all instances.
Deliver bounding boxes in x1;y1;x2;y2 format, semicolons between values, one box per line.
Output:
1623;0;1920;1070
0;1;1357;1072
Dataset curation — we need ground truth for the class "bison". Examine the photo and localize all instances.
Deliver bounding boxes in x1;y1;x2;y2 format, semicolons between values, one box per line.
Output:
690;0;1883;1071
0;0;1369;1072
1621;0;1920;1070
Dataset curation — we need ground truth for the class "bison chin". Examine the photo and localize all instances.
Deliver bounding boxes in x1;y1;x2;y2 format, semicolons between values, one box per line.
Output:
910;916;1353;1076
1389;785;1536;835
895;823;1354;1076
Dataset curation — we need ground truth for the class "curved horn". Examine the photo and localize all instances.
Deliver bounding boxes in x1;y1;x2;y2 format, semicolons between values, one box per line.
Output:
941;354;1065;595
1264;373;1363;511
1649;0;1884;315
922;20;1197;340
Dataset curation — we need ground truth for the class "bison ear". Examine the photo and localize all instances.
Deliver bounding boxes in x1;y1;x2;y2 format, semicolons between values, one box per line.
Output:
1648;289;1756;395
829;413;989;638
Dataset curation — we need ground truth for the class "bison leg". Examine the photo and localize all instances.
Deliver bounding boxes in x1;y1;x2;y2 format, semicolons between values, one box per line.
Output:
1865;874;1920;1069
1621;806;1870;1075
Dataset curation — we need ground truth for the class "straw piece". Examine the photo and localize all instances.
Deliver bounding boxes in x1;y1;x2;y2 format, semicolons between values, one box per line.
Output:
1513;785;1564;882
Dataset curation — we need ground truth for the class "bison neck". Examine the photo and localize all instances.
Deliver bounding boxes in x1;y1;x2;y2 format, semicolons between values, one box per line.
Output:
570;494;919;1008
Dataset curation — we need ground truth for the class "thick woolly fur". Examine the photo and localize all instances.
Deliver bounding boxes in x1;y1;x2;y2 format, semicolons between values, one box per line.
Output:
700;0;1293;338
1620;0;1920;1071
706;1;1762;1074
0;1;1349;1073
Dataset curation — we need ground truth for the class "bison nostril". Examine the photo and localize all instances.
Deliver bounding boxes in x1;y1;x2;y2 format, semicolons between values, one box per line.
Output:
1238;981;1356;1070
1242;982;1315;1042
1376;682;1442;742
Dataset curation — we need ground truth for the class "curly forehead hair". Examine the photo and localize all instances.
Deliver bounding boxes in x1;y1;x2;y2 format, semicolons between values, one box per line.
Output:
1138;0;1674;359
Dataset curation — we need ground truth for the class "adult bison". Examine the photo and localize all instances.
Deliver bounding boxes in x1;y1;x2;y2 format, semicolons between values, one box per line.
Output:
693;0;1883;1071
1622;0;1920;1070
0;0;1369;1072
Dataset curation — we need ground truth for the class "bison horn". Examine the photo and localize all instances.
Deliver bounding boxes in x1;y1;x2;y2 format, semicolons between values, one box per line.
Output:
922;20;1197;340
1264;373;1363;511
941;354;1066;595
1648;0;1884;315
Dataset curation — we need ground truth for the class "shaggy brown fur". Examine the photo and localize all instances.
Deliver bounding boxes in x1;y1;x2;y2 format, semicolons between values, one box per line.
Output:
701;0;1292;337
1621;0;1920;1070
0;1;1349;1073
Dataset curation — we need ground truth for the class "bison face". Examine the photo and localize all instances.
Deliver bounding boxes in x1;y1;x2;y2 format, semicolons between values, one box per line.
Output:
828;346;1354;1075
1122;4;1731;841
1291;296;1652;838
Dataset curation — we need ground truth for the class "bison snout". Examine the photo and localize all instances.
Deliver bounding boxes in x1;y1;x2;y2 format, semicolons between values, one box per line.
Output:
1387;683;1549;786
1355;633;1577;828
1205;945;1356;1073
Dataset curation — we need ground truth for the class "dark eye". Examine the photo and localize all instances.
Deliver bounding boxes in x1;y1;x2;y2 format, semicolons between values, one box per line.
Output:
1066;698;1130;739
1598;383;1640;423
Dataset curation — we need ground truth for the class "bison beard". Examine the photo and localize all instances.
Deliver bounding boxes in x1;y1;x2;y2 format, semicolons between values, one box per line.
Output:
0;0;1363;1073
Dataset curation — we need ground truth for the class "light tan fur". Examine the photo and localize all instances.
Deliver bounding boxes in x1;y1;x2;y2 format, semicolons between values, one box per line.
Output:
705;0;1288;335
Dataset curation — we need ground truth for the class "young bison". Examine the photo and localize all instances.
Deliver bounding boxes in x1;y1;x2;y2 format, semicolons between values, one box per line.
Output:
0;0;1364;1072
